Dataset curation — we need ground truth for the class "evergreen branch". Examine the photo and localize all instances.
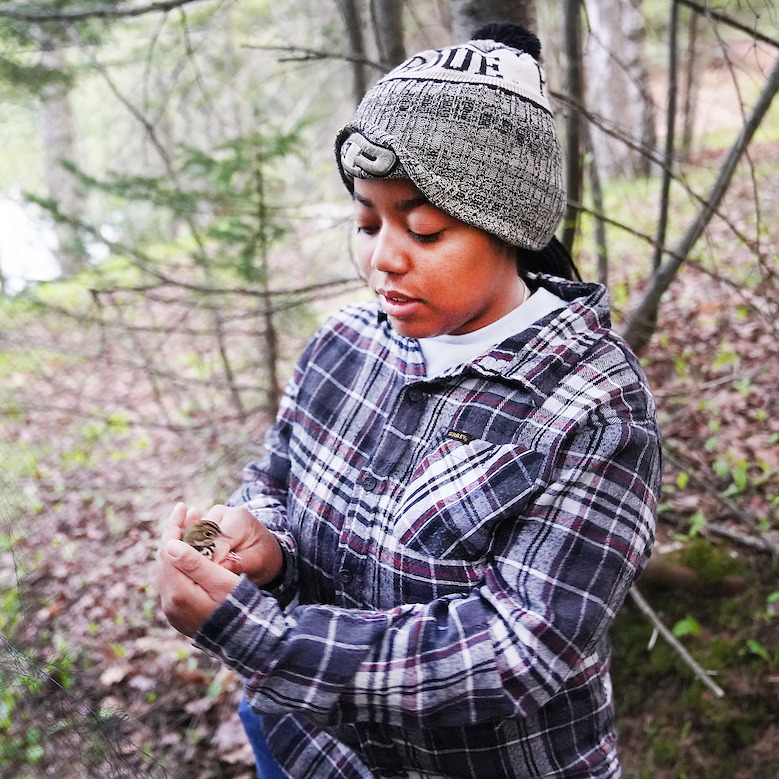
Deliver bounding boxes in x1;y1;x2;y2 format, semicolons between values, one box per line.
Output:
0;0;212;23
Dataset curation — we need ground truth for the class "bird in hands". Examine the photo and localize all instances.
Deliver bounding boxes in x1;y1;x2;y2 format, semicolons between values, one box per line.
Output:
182;519;241;565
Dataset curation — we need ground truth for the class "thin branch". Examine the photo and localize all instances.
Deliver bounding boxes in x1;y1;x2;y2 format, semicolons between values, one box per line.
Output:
651;363;768;397
22;201;362;301
553;90;763;253
66;27;174;171
0;399;268;434
179;3;227;136
243;43;385;73
568;200;774;333
710;11;766;268
621;53;779;352
628;587;726;698
0;0;213;23
570;201;719;271
680;8;700;158
662;444;779;556
675;0;779;49
106;276;363;300
705;523;777;553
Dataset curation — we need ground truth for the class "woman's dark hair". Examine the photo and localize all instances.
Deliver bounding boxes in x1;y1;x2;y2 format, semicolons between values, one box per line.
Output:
518;237;582;282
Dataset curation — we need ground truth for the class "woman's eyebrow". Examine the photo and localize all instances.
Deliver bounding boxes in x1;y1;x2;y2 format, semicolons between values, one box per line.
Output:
396;196;429;213
352;192;373;208
352;192;430;213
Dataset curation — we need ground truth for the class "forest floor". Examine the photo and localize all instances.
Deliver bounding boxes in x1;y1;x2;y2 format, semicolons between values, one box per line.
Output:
2;143;779;779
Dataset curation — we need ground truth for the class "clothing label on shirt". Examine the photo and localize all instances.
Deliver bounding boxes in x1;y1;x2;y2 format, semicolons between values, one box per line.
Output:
446;429;475;444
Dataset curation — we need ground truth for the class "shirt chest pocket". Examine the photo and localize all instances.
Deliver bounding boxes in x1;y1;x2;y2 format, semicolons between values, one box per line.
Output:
392;437;544;560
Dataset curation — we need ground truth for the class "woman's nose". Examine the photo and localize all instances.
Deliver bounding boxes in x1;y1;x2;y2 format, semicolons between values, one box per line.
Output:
371;227;409;274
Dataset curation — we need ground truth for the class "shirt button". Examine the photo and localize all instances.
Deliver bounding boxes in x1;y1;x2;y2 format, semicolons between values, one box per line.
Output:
338;569;354;584
362;475;378;491
408;388;423;402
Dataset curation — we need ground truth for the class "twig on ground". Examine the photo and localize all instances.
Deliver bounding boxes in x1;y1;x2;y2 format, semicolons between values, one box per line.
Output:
704;523;777;553
628;587;726;698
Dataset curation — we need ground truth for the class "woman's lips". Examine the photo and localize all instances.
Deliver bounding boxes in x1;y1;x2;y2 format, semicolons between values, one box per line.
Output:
378;290;421;318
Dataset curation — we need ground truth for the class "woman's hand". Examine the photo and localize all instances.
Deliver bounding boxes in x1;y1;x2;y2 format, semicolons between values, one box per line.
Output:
197;503;284;587
157;503;240;636
157;502;284;637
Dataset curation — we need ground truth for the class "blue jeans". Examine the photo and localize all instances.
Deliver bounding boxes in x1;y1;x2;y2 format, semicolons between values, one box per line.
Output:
238;695;287;779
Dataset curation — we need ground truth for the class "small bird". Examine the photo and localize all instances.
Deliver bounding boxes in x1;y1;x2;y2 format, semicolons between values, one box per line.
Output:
182;519;229;559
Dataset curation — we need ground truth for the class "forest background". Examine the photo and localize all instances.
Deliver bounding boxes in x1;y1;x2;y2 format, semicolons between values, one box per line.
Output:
0;0;777;777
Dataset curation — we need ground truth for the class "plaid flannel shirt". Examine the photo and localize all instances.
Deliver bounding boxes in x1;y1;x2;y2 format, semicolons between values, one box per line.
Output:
195;275;661;778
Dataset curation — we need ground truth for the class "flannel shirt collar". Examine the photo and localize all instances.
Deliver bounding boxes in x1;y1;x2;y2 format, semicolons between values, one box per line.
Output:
377;275;612;399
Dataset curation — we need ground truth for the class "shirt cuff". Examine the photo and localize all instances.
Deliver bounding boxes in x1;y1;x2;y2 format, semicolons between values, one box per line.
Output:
193;576;287;678
263;530;297;607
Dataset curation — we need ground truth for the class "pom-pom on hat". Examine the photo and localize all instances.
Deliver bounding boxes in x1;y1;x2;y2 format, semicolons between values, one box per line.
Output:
335;22;566;251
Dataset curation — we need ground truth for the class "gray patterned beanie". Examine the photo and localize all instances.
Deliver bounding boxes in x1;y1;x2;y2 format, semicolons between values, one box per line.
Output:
335;23;566;251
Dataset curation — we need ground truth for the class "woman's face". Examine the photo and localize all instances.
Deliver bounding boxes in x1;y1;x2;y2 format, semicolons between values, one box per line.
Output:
353;178;525;339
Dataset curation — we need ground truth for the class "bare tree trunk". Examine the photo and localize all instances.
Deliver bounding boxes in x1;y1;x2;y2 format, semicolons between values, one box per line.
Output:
586;128;609;285
371;0;406;69
653;0;680;272
628;0;656;177
450;0;537;43
336;0;369;104
38;39;86;278
583;0;656;177
622;54;779;353
681;8;700;160
561;0;584;254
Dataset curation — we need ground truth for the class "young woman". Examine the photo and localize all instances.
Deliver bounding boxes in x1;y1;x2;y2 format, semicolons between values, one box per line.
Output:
158;23;661;779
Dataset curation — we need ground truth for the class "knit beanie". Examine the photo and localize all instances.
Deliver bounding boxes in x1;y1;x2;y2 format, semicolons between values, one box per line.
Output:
335;23;566;251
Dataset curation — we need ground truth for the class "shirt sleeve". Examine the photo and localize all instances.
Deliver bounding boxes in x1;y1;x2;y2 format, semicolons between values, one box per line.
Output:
194;399;661;731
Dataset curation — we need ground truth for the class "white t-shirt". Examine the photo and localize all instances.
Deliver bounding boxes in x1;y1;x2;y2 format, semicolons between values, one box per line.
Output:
418;287;566;378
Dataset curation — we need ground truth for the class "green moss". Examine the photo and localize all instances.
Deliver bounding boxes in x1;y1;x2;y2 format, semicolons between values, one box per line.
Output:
699;702;766;753
613;565;779;778
705;636;739;672
678;538;746;585
649;732;680;767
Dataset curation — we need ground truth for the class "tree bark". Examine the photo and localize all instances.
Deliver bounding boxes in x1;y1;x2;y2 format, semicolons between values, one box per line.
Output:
336;0;369;104
653;0;680;271
450;0;537;43
370;0;406;69
585;128;609;285
621;54;779;353
681;8;700;160
561;0;584;254
583;0;656;177
38;39;87;278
